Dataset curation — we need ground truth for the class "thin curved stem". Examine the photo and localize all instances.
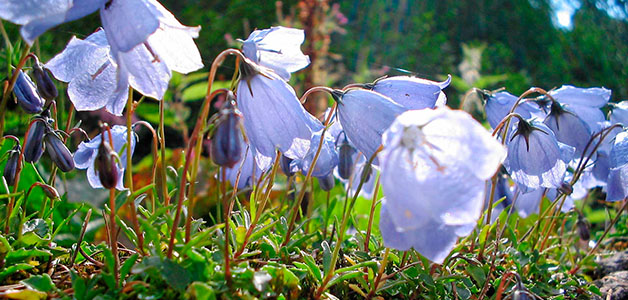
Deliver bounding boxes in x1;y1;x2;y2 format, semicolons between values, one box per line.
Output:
0;46;31;143
167;49;244;259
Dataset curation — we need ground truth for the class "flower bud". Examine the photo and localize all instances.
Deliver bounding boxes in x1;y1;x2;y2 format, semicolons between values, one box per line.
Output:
318;173;335;191
337;140;356;180
32;59;58;101
94;137;119;189
14;70;44;114
24;119;47;163
558;181;573;196
3;145;22;186
44;130;74;172
576;214;590;241
280;154;295;177
211;95;243;168
38;183;60;199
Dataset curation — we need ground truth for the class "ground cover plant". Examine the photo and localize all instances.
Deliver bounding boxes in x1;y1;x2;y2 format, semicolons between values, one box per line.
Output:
0;1;627;299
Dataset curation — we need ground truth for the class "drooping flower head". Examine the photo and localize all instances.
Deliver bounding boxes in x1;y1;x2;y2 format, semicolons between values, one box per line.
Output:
378;108;506;263
241;26;310;81
543;100;592;159
548;85;611;132
364;75;451;110
333;88;406;163
0;0;105;45
14;70;44;114
610;101;628;126
607;130;628;201
504;119;574;193
74;125;136;191
236;58;320;160
43;127;75;172
482;90;544;129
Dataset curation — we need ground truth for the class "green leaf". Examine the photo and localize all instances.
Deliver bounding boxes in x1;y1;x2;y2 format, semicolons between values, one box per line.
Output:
328;270;362;288
5;248;52;264
0;263;35;281
186;282;216;300
21;274;55;292
300;251;322;282
21;219;49;237
120;254;139;280
321;241;332;275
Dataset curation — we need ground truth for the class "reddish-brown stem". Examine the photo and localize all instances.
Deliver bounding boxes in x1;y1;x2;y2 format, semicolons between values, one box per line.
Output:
109;188;119;287
0;47;31;143
221;167;232;287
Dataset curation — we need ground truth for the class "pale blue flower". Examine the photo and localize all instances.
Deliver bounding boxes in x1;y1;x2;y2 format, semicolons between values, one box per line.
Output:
378;108;506;263
549;85;611;132
610;101;628;126
73;125;136;191
504;119;574;193
47;14;201;115
334;89;406;163
543;101;592;159
237;59;320;160
241;26;310;80
290;129;339;177
607;130;628;201
367;75;451;110
0;0;105;45
483;91;544;129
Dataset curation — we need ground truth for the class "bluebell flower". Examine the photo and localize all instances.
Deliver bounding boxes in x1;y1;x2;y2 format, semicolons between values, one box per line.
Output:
505;119;574;193
317;173;336;191
379;200;476;263
607;130;628;201
241;26;310;81
3;145;21;186
46;30;128;115
334;89;406;163
378;108;506;263
610;101;628;126
549;85;611;132
237;59;320;160
73;125;136;190
0;0;105;45
336;133;357;180
105;0;203;100
31;56;58;101
290;129;339;177
366;75;451;110
482;90;544;129
543;101;592;159
47;22;201;115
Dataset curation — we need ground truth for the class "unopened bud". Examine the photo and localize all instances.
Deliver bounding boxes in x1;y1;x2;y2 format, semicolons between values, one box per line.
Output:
211;95;243;168
39;183;59;199
24;119;47;163
337;141;356;180
44;130;74;172
558;181;573;195
280;154;295;177
3;145;22;186
14;70;44;114
32;58;58;101
95;137;119;189
577;214;590;241
318;173;335;191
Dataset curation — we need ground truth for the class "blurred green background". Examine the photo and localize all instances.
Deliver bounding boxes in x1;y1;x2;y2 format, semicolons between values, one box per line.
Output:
2;0;627;110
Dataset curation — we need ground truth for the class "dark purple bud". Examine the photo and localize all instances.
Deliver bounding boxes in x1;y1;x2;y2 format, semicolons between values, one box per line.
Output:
14;70;44;114
360;163;373;183
211;95;243;168
576;214;590;241
318;173;335;191
44;130;74;172
95;137;119;189
337;140;356;180
558;181;573;195
3;145;22;186
39;183;60;199
280;154;295;177
24;119;47;163
32;59;58;101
